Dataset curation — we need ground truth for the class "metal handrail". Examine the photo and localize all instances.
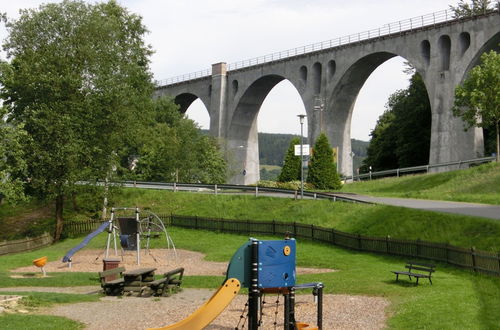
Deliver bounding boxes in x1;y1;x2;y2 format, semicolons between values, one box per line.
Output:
156;9;496;86
112;180;366;204
344;156;495;181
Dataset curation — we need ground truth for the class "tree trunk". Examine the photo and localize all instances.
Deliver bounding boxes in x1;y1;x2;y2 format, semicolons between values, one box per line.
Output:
496;121;499;162
53;194;64;242
101;176;109;220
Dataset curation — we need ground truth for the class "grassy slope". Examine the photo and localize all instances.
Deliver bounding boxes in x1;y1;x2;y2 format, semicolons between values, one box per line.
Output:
0;228;498;329
112;189;500;251
341;162;500;205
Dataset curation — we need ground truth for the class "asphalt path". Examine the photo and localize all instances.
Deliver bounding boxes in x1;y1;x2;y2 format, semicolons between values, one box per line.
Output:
334;193;500;220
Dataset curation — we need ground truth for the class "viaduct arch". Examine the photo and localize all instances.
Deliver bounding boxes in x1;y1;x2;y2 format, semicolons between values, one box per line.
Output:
155;11;500;184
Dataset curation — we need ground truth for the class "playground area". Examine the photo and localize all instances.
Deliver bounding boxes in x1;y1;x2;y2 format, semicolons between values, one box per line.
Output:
12;249;334;276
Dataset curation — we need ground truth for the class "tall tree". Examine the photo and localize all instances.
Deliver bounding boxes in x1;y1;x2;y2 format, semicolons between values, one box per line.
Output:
0;106;27;204
449;0;497;17
0;0;154;240
392;74;431;167
362;110;398;171
362;72;431;171
278;137;301;182
307;133;342;190
133;97;227;183
453;50;500;162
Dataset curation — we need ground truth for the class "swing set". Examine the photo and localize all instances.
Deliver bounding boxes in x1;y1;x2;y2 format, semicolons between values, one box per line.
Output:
62;207;176;266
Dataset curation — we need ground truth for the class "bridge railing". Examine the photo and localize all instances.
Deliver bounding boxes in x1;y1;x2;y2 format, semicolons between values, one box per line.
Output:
227;9;455;71
156;68;211;87
156;8;494;86
343;156;496;181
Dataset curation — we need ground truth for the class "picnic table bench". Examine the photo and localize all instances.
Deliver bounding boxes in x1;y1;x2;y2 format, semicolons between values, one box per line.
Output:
144;267;184;297
123;267;156;295
391;262;435;285
98;267;126;295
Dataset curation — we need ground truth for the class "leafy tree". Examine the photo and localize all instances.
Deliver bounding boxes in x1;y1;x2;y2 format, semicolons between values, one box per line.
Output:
133;97;227;183
453;50;500;162
449;0;498;17
0;0;154;240
392;74;431;167
278;137;301;182
0;107;27;204
307;133;342;190
362;72;431;171
362;110;398;171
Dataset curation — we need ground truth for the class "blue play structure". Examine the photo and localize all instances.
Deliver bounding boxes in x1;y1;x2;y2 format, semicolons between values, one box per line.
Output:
226;238;323;329
62;222;110;263
61;207;176;266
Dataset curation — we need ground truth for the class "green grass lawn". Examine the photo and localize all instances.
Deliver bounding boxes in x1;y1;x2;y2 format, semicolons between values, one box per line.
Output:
342;162;500;205
0;228;498;329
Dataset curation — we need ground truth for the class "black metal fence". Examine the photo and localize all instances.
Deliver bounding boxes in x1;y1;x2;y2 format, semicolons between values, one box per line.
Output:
63;215;500;276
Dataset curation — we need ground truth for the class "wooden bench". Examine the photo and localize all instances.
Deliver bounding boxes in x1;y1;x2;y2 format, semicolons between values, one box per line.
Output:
98;267;126;295
391;262;435;285
145;267;184;297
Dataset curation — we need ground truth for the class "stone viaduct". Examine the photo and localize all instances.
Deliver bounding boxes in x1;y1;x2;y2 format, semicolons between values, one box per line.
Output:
155;10;500;184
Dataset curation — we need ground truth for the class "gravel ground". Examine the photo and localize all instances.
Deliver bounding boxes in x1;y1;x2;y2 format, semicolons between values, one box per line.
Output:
13;249;333;276
8;249;389;329
33;289;388;329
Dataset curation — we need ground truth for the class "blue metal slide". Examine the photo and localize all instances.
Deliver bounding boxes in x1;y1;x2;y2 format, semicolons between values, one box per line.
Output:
62;222;110;262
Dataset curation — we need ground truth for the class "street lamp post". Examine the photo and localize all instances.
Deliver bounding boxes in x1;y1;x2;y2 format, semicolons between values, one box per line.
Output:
313;96;324;134
350;151;355;182
298;114;306;199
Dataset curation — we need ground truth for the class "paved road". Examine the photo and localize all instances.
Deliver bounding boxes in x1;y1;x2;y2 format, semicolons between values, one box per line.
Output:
334;193;500;220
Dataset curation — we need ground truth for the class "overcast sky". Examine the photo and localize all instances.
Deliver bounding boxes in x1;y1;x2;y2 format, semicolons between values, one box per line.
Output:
1;0;456;140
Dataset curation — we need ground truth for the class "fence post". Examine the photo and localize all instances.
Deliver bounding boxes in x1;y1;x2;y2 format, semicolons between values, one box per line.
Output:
358;234;362;250
386;235;390;254
498;252;500;274
214;184;217;195
272;220;276;235
397;169;400;177
294;190;297;200
195;215;198;230
331;228;336;245
311;224;314;239
471;247;477;273
314;193;317;200
293;222;297;237
255;186;258;197
173;182;177;192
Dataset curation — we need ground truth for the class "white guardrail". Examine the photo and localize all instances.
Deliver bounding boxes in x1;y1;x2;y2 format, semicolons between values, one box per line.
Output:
343;156;496;181
155;8;490;86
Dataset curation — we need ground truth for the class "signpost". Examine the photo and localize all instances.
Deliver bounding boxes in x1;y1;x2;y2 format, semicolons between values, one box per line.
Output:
294;144;310;156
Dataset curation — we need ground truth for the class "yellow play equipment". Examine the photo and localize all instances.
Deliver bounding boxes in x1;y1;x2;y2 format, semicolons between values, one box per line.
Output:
148;278;240;330
32;256;47;276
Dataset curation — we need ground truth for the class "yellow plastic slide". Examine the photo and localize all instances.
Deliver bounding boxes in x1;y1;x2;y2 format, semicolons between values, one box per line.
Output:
147;278;241;330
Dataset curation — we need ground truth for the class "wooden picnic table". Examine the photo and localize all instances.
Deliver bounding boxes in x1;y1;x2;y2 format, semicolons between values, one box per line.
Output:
123;267;157;294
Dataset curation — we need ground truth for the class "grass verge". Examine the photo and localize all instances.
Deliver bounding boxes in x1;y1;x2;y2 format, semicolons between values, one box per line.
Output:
342;162;500;204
